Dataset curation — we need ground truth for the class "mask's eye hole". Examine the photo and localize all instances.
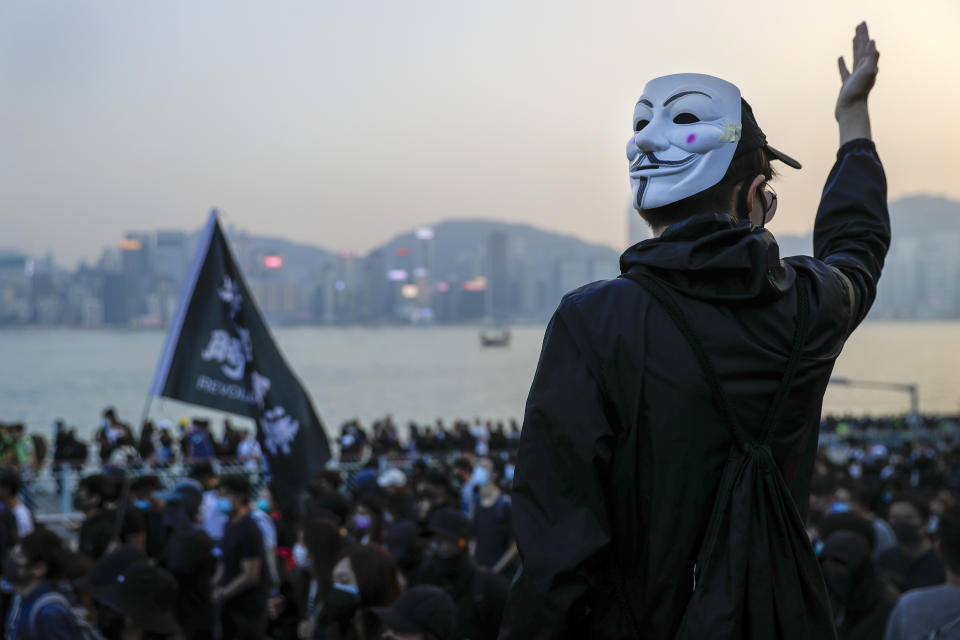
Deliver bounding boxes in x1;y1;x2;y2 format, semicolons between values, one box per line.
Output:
634;119;649;132
673;113;700;124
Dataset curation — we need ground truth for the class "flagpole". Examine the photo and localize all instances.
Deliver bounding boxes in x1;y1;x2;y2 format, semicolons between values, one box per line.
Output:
138;394;154;434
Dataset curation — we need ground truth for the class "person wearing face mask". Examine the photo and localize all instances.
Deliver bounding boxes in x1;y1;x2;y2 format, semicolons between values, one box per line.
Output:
213;475;267;640
250;490;280;593
501;22;888;640
877;495;946;593
128;476;166;561
320;544;401;640
350;494;387;546
471;458;517;577
5;529;83;640
158;479;215;640
294;518;346;639
885;505;960;640
417;508;508;640
820;531;898;640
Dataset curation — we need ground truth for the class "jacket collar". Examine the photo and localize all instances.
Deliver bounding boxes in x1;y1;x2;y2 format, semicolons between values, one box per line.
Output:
620;213;795;302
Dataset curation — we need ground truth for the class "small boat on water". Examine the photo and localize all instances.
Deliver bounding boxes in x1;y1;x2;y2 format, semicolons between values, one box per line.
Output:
480;329;510;347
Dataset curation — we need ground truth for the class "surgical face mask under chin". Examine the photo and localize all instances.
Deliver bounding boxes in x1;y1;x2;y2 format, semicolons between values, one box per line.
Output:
627;73;742;210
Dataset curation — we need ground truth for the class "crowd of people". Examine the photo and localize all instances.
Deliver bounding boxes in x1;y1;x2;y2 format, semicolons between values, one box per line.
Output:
0;411;956;638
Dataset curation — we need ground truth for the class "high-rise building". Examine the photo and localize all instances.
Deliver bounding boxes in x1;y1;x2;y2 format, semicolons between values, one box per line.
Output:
121;232;152;321
154;230;188;288
486;231;509;322
101;273;128;325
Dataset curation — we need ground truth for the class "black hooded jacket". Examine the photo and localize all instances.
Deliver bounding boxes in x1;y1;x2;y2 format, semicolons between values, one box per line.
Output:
499;139;889;639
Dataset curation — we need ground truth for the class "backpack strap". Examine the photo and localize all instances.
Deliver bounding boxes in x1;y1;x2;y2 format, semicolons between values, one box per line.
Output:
28;591;72;635
927;611;960;640
619;268;809;448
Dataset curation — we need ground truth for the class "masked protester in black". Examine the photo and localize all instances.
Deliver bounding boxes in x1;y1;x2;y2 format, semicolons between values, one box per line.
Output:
416;508;509;640
319;544;401;640
820;531;898;640
877;495;946;592
158;479;215;640
500;22;887;640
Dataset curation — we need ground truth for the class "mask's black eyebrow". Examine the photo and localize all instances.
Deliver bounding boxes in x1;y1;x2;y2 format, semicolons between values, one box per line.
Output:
664;90;711;106
637;98;653;108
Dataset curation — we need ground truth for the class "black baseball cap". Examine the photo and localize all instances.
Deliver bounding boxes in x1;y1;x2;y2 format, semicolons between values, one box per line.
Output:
77;545;147;594
93;562;180;635
370;585;456;639
735;99;802;170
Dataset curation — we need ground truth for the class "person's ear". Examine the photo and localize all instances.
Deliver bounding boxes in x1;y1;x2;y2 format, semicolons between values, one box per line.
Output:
744;174;766;217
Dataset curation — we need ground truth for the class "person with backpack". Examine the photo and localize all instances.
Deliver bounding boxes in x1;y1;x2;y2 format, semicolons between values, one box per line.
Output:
499;22;887;640
5;529;87;639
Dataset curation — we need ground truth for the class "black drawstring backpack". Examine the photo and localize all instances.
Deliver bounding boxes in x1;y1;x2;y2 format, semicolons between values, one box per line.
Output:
620;269;836;640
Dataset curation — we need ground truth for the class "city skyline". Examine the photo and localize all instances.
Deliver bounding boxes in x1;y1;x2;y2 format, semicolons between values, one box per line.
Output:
2;2;959;267
2;193;959;328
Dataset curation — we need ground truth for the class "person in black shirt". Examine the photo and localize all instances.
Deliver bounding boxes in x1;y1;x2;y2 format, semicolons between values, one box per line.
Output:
159;479;215;640
418;508;508;640
471;458;517;576
878;494;946;592
214;475;266;640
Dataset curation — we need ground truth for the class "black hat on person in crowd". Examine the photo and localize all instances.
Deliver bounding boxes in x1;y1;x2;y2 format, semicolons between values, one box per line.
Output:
734;99;802;169
428;508;472;541
370;585;456;639
93;562;180;635
77;545;147;595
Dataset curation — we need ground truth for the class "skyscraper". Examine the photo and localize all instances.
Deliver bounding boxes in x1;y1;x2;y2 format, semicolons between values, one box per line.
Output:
486;231;509;322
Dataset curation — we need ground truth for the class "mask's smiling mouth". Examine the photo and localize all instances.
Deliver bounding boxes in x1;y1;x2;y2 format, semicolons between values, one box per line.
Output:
630;152;696;174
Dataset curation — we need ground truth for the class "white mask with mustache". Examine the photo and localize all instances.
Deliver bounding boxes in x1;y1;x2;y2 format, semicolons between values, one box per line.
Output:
627;73;742;210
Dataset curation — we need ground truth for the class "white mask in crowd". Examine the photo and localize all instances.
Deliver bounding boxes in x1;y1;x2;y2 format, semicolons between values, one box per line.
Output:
627;73;742;210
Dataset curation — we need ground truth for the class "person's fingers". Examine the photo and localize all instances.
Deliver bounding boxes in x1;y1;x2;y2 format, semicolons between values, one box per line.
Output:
838;56;851;82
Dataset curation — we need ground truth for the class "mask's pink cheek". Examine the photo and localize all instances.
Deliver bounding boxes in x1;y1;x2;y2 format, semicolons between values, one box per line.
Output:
686;134;696;144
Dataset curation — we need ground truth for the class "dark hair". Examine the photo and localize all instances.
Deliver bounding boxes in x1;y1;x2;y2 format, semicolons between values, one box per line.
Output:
218;474;251;499
818;513;876;552
0;469;22;496
340;544;401;608
20;528;67;579
302;518;344;594
79;473;123;503
188;461;216;481
890;492;931;522
638;148;774;231
940;505;960;575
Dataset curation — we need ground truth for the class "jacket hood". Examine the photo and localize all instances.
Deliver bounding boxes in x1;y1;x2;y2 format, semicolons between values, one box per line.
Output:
619;213;795;302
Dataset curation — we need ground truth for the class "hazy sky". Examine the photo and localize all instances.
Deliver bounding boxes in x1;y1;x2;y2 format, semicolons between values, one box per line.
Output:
2;1;958;267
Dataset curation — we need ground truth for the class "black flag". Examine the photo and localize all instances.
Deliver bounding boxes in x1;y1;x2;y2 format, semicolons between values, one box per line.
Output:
149;211;330;509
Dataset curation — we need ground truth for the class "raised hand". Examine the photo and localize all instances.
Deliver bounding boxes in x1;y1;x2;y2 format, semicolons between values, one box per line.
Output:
837;21;880;113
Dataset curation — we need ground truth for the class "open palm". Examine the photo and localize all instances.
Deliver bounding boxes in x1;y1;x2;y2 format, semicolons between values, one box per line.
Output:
837;22;879;113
